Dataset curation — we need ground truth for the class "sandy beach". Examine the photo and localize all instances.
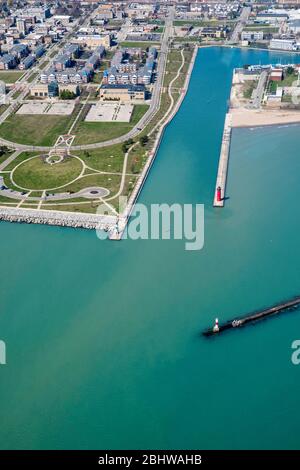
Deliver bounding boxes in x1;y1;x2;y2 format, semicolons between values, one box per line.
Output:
231;107;300;128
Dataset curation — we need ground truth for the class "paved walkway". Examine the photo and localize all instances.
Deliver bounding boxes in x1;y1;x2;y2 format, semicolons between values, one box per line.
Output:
0;150;22;171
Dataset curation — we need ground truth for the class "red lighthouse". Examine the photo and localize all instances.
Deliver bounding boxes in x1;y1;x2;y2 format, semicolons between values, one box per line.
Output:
217;186;222;202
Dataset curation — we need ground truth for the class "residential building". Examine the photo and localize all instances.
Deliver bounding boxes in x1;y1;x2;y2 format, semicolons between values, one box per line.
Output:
0;54;16;70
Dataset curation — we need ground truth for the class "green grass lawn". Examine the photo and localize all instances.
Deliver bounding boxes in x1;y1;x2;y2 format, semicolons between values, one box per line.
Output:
1;151;39;171
74;104;149;145
174;20;236;27
78;144;125;173
12;155;83;190
119;41;160;49
0;113;76;146
243;80;258;99
0;147;13;165
39;203;100;214
52;173;121;197
244;26;279;33
278;73;298;87
0;71;24;84
91;72;103;84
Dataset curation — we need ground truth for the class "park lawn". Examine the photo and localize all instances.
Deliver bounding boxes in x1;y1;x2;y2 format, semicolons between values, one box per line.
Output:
74;104;149;145
109;175;138;211
78;143;125;173
0;148;14;165
2;151;39;171
40;203;99;214
52;173;121;198
12;155;83;190
0;113;75;146
127;143;148;174
164;72;178;87
0;195;19;204
0;71;24;83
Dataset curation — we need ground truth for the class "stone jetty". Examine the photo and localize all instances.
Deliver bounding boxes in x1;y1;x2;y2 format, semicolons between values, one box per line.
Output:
0;207;117;231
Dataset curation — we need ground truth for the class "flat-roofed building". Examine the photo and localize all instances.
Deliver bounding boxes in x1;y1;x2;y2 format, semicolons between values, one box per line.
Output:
76;34;111;49
100;84;145;102
241;31;264;41
270;38;296;51
30;83;49;98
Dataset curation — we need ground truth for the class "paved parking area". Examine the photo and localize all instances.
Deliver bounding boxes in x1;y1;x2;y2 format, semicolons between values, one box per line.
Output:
17;103;47;115
46;103;75;115
17;102;75;116
85;103;133;122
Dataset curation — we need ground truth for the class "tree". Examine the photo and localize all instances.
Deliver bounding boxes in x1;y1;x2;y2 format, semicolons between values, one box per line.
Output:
139;135;149;146
287;66;295;76
60;89;77;100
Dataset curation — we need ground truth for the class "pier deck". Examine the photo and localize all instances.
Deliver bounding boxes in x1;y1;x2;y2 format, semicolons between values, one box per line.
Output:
213;113;232;207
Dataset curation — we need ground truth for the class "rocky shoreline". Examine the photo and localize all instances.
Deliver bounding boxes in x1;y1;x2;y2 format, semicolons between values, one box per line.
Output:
0;207;117;231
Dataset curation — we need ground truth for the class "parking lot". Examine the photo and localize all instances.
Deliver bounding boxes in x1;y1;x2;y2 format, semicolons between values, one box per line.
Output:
17;102;75;116
85;103;134;122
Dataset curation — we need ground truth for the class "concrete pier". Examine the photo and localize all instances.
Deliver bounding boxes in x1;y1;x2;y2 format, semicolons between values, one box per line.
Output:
213;113;232;207
203;295;300;337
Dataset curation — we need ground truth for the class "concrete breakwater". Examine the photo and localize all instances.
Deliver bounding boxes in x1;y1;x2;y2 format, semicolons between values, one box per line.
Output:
0;207;117;231
213;112;232;207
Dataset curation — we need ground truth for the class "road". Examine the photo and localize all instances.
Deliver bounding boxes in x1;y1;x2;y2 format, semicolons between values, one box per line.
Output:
0;7;175;152
251;70;267;108
228;6;251;44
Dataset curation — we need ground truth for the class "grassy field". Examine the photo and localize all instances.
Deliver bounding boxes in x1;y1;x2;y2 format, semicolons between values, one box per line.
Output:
74;104;149;145
243;80;257;99
279;73;298;87
51;173;121;197
79;144;125;173
12;155;83;190
0;147;13;165
1;151;40;171
119;41;160;49
0;112;76;146
39;203;99;214
174;20;236;27
0;71;24;83
244;26;279;33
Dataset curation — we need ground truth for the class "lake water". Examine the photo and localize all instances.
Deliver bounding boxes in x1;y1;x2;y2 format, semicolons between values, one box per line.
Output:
1;47;300;449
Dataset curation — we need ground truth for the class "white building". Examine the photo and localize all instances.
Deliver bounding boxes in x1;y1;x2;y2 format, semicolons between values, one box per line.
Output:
241;31;264;41
270;38;296;50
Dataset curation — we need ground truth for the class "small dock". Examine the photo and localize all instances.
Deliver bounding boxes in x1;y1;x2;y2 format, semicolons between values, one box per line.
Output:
203;296;300;337
213;113;232;207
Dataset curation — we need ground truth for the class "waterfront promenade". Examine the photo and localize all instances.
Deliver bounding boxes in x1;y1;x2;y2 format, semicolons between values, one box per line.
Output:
110;45;198;240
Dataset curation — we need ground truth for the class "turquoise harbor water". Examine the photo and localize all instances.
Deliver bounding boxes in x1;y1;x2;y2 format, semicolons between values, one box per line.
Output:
1;47;300;449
